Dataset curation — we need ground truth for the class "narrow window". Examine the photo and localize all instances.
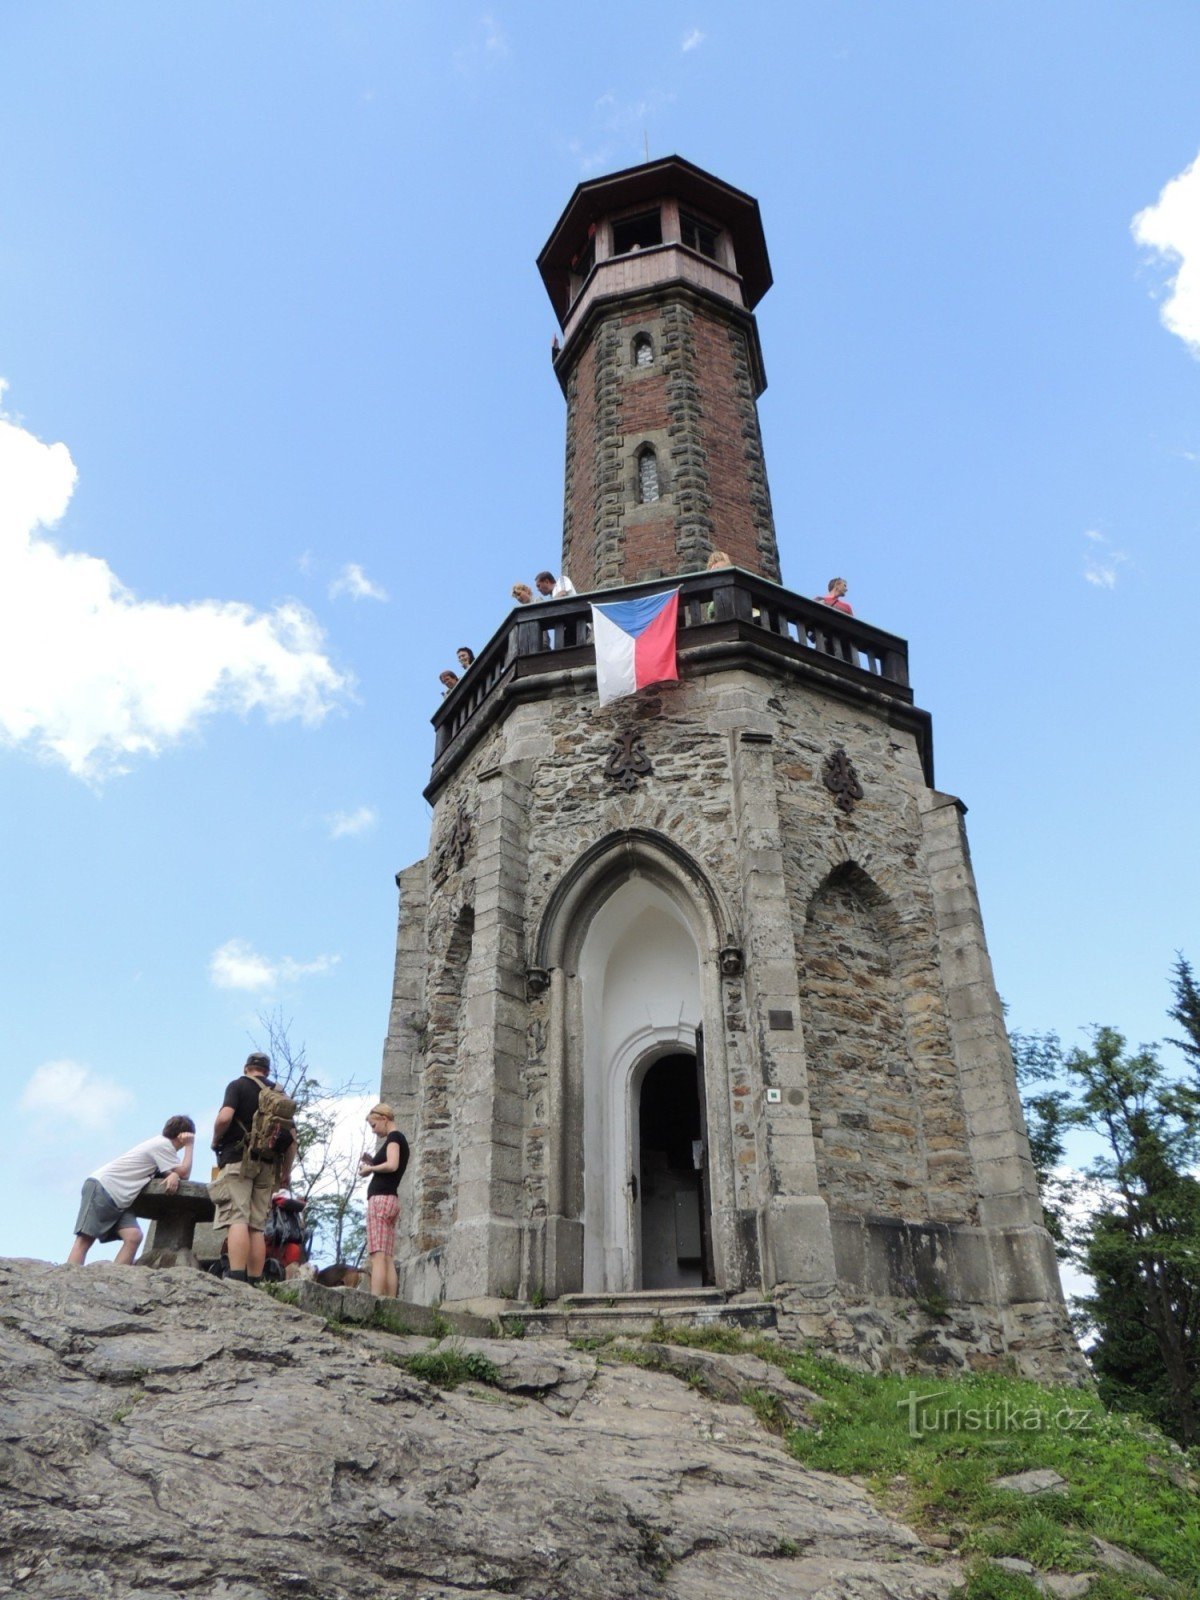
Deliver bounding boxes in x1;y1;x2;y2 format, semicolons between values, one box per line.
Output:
680;211;720;262
612;209;662;256
633;333;654;367
638;447;660;504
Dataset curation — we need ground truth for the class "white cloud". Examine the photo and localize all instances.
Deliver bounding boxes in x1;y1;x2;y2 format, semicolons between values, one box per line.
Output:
329;562;388;602
1082;528;1128;589
208;938;340;992
1132;151;1200;356
571;90;677;174
20;1059;134;1129
296;1092;379;1196
327;805;378;839
0;386;351;782
681;28;705;51
454;14;510;74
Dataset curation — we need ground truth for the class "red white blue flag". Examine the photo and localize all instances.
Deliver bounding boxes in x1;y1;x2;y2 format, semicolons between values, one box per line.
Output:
591;588;679;706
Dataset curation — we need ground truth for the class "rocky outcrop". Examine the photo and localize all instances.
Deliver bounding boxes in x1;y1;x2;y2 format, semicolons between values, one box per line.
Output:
0;1259;963;1599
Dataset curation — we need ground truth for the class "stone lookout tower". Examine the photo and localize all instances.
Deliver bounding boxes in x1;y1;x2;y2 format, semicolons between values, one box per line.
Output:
382;156;1078;1375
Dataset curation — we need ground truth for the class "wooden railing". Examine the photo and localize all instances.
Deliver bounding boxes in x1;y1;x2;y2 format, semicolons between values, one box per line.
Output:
430;567;914;777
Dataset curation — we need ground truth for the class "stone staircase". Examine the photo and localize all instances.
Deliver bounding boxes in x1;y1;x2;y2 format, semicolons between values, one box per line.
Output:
500;1286;777;1339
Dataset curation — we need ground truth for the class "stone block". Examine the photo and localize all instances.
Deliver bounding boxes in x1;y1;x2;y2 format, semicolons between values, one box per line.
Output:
763;1195;835;1288
992;1225;1062;1305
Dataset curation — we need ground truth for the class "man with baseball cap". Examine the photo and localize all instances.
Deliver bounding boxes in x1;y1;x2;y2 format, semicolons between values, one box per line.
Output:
210;1052;294;1284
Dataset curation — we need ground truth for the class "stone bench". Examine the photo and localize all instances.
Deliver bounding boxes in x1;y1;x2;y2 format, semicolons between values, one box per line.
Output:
133;1179;215;1269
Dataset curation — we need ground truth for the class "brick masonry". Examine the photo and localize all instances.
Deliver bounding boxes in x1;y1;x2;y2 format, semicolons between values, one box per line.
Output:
559;289;781;591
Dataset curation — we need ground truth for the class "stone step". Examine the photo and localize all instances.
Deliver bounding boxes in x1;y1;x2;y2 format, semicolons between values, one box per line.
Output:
561;1288;728;1311
501;1297;777;1340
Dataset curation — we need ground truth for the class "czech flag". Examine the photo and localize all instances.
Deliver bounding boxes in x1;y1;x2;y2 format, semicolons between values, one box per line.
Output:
591;588;680;706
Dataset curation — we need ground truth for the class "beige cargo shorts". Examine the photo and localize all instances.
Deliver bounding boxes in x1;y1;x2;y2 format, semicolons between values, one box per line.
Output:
209;1158;275;1233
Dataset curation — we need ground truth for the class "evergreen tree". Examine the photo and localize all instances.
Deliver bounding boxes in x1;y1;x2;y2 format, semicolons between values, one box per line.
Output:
1011;959;1200;1447
1067;1023;1200;1446
1168;952;1200;1081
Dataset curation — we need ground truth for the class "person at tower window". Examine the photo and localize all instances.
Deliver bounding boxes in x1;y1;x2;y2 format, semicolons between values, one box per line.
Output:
439;669;459;697
816;577;853;616
455;646;475;672
534;570;576;600
359;1103;409;1299
511;582;534;605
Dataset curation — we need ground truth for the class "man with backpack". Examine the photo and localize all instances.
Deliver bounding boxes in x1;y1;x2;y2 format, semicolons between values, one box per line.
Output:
210;1052;296;1285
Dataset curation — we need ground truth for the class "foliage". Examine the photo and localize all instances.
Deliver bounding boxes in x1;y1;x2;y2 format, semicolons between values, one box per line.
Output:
1009;1028;1072;1251
1168;953;1200;1080
1011;960;1200;1450
1067;1023;1200;1447
253;1008;368;1267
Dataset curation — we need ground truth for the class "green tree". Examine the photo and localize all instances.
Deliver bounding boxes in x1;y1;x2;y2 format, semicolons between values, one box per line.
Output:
1009;1027;1070;1251
1168;952;1200;1080
254;1009;367;1267
1066;1021;1200;1446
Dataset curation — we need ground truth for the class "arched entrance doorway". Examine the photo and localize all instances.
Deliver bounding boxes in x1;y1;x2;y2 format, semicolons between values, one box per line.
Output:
533;828;743;1300
577;876;706;1291
635;1051;713;1290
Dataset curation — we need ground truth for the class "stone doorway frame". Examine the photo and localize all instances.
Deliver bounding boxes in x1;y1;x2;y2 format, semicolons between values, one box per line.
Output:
532;828;743;1299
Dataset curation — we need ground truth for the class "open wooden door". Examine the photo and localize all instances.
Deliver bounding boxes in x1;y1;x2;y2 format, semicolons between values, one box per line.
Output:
695;1025;715;1286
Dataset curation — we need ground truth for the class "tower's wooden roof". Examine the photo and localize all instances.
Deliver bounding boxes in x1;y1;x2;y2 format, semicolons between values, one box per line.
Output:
537;154;773;324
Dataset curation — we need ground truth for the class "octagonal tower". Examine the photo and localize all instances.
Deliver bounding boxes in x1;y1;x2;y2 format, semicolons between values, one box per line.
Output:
539;157;780;590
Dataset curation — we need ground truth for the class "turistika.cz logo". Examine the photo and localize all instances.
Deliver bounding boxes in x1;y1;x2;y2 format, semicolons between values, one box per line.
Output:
898;1390;1095;1439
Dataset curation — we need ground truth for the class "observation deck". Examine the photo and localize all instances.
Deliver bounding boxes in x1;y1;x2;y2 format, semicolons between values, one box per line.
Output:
427;567;931;801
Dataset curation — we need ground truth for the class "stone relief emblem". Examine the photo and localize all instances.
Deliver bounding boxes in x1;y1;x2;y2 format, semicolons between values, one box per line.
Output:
603;728;653;791
822;746;864;815
432;798;472;881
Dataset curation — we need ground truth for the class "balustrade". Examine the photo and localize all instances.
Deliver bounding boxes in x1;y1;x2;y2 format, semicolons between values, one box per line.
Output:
431;568;914;777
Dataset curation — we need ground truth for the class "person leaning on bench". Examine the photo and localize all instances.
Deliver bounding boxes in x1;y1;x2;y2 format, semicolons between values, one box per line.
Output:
67;1116;196;1265
210;1052;295;1286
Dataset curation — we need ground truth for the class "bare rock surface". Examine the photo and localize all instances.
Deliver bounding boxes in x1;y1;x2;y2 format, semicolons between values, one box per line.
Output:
0;1259;962;1600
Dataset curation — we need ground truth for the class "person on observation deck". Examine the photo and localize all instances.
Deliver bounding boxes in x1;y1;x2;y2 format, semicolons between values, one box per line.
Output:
816;577;853;616
534;570;576;600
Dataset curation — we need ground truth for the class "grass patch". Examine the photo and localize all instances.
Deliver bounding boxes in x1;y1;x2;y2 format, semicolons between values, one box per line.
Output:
742;1385;791;1435
777;1357;1196;1593
955;1563;1044;1600
399;1344;502;1391
260;1282;299;1306
629;1326;1196;1595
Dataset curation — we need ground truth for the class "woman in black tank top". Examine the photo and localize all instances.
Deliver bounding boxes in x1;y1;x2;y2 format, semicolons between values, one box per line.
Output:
360;1104;408;1298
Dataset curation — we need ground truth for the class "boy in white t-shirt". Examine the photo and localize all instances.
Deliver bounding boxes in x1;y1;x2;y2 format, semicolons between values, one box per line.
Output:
67;1116;195;1265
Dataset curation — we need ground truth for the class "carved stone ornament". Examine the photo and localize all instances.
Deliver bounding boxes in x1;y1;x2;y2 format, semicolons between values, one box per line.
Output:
433;798;472;880
719;945;744;978
822;746;864;815
526;966;551;998
603;728;653;791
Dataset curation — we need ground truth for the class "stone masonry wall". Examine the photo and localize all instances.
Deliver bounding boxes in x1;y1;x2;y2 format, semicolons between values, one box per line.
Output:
802;865;931;1218
388;657;1053;1329
770;691;979;1227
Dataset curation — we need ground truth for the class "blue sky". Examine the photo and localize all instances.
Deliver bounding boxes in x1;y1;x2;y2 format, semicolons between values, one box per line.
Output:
2;3;1198;1266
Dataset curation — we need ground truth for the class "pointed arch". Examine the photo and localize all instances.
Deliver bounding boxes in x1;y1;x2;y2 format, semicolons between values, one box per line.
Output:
799;862;923;1219
535;827;737;974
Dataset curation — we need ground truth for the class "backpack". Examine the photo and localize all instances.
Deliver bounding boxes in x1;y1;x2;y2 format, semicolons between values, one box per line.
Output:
244;1084;298;1165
